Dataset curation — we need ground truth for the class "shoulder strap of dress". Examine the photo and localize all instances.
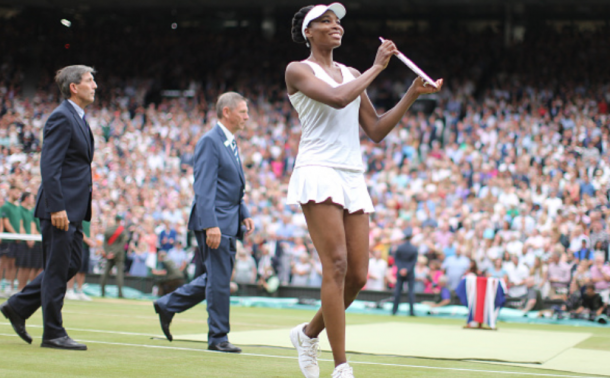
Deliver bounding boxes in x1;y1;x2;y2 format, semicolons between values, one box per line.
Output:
301;60;325;77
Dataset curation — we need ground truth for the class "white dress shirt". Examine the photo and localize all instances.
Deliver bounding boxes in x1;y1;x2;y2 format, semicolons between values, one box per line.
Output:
68;99;85;119
218;121;234;145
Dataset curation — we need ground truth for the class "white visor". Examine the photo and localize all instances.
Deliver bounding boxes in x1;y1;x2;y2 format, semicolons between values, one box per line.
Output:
301;3;346;42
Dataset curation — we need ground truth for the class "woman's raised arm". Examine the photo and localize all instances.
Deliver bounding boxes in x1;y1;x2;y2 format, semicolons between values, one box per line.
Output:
285;40;397;109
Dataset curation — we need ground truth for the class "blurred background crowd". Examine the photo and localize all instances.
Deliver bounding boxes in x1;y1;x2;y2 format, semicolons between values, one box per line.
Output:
0;9;609;317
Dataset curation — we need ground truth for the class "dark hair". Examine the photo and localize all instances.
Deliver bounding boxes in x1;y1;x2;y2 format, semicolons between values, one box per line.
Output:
469;259;479;275
20;192;32;202
291;5;314;46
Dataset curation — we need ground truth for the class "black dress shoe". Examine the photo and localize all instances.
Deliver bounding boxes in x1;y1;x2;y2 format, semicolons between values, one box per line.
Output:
153;301;173;342
41;336;87;351
208;341;242;353
0;302;32;344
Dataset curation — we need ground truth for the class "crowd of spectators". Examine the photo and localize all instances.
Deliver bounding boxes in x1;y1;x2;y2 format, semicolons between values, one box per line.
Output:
0;15;609;318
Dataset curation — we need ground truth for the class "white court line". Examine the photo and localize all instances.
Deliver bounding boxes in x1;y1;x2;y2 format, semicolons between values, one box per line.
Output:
0;322;159;337
63;310;161;320
229;311;307;321
62;310;281;328
0;332;601;378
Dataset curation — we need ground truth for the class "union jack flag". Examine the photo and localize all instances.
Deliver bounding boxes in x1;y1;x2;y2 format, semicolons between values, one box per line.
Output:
456;276;506;329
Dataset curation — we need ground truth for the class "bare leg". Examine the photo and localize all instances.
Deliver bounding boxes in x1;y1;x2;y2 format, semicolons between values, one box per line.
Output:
76;273;86;291
17;267;31;291
68;277;76;290
0;255;5;284
301;200;369;367
305;210;369;340
29;268;42;283
6;257;16;290
522;299;537;313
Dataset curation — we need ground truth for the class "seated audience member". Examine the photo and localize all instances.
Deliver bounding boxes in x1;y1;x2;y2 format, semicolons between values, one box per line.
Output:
592;241;608;264
386;261;397;291
413;255;429;294
128;234;150;277
308;253;323;287
546;280;583;319
152;252;186;296
257;244;274;279
519;277;540;315
574;284;607;320
291;252;312;286
422;276;451;308
573;240;593;265
424;259;443;294
505;254;530;298
464;259;481;277
233;242;257;284
367;249;388;291
256;244;278;292
548;252;572;300
442;235;457;258
487;258;508;283
572;260;591;288
167;240;189;275
158;220;177;253
531;256;550;299
258;264;279;295
477;247;493;274
442;247;470;291
590;254;610;304
589;221;609;257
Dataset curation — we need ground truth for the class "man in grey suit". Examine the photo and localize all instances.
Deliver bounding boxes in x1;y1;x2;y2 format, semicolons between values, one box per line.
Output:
153;92;254;353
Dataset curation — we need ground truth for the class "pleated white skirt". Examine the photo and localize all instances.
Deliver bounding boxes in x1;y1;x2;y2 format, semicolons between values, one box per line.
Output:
287;165;374;214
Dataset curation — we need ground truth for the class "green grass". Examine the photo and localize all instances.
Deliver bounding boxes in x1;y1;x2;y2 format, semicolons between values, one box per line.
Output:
1;298;609;378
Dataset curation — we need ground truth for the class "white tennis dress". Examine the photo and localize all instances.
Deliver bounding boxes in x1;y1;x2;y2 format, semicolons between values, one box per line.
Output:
287;60;374;214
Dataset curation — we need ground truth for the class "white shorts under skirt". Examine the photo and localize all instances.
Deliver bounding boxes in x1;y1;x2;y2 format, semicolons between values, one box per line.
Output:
287;165;375;214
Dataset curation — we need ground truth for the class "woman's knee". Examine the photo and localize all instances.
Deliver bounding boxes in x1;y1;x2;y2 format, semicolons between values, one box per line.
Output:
324;255;348;284
345;269;367;292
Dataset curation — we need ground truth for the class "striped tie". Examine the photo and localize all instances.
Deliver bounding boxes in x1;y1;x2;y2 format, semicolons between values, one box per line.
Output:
231;139;239;162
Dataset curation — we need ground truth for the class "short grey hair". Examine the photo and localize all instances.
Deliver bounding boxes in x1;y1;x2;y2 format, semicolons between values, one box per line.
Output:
55;65;96;99
216;91;246;119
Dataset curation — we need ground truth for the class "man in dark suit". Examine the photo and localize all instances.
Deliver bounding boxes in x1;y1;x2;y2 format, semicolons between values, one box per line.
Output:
391;228;419;316
0;65;96;351
153;92;254;353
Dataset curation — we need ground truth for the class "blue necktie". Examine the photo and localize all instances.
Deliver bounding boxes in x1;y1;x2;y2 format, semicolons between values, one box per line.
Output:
82;114;90;134
231;139;240;162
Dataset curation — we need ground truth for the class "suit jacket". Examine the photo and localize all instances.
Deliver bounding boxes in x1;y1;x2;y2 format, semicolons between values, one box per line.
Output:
188;125;250;239
103;224;128;262
394;241;418;273
35;100;94;222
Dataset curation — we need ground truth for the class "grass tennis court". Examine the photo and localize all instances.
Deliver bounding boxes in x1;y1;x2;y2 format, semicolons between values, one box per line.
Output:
1;298;609;378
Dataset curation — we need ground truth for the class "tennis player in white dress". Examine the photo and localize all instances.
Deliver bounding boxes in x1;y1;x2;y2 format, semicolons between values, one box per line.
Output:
285;3;443;378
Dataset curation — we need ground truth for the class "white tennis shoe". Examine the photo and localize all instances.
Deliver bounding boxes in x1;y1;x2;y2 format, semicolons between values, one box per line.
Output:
331;363;354;378
290;322;320;378
77;291;92;301
65;289;79;300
